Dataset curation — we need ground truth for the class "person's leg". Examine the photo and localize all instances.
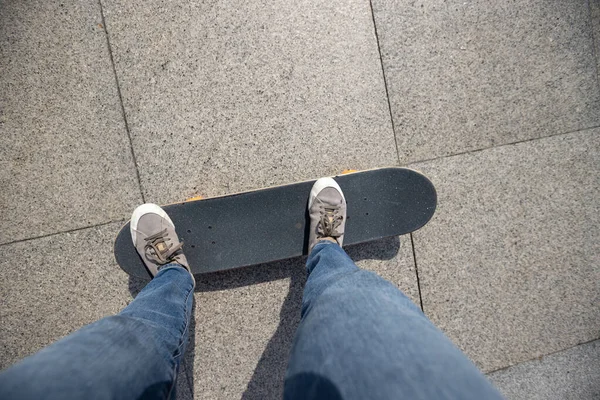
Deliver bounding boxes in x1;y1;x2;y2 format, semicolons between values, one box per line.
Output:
284;241;503;399
0;264;194;400
286;176;502;399
1;204;196;400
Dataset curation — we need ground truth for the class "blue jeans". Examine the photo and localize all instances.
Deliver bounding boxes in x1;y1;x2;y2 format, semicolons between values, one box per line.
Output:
285;241;502;399
0;266;195;400
0;242;502;399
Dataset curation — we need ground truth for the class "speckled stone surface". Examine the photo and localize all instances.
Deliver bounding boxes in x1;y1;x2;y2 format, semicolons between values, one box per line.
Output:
100;0;398;204
0;0;142;244
183;236;418;400
488;340;600;400
0;223;132;369
592;0;600;78
411;129;600;372
372;0;600;163
2;0;599;397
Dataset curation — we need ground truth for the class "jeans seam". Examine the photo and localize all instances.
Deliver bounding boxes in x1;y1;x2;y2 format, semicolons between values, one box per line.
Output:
174;279;194;358
166;275;194;398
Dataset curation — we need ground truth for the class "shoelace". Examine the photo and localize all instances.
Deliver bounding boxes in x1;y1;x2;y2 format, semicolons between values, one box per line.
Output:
144;229;183;265
318;207;343;238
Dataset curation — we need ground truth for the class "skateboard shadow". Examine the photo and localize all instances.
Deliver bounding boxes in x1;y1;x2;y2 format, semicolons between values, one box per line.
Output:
127;235;401;399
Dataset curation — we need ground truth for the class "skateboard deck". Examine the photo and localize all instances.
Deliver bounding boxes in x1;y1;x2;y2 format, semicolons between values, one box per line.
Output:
114;167;436;278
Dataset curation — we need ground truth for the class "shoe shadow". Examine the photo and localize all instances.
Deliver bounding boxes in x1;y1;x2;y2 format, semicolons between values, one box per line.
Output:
127;236;401;399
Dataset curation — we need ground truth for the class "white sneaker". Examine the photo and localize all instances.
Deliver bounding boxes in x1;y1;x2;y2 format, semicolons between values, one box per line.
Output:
130;203;194;283
307;177;347;252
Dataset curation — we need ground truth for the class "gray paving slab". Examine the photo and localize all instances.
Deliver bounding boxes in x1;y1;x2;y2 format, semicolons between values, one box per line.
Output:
101;0;397;204
0;0;142;244
410;129;600;372
0;222;131;369
488;340;600;400
372;0;600;163
186;236;418;399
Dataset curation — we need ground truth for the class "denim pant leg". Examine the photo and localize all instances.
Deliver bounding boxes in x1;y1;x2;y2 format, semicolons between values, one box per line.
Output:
284;241;503;400
0;265;194;400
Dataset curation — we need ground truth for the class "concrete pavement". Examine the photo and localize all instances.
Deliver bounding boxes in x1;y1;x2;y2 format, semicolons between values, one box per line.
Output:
1;0;599;398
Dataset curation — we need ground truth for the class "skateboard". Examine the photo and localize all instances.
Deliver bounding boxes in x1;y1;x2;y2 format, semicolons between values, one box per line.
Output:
114;167;437;278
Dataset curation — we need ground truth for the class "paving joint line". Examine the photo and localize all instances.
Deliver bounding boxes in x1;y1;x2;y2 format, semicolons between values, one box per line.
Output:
97;0;146;203
409;233;425;312
368;0;401;166
485;337;600;375
7;124;595;248
404;124;600;167
0;220;124;247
